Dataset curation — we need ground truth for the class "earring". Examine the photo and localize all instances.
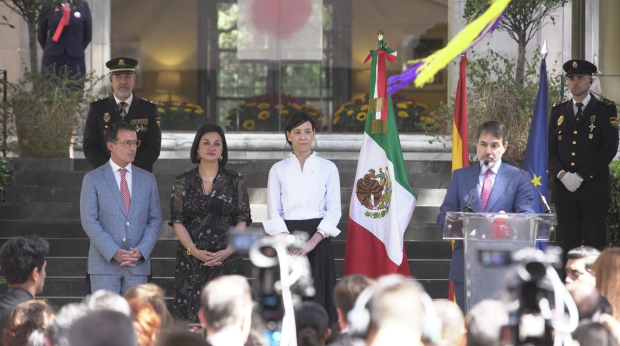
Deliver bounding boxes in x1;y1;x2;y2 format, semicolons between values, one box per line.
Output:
219;156;223;161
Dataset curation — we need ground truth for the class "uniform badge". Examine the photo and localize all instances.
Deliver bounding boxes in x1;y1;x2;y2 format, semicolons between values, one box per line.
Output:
130;119;149;132
573;61;578;69
155;117;161;128
558;116;564;126
103;113;110;122
589;115;596;131
589;134;593;139
611;117;619;128
118;59;125;67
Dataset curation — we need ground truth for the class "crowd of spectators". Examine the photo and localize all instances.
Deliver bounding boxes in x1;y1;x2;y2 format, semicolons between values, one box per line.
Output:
4;236;620;346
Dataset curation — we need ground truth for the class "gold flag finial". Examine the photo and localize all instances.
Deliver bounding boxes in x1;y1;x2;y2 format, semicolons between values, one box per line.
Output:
377;30;384;41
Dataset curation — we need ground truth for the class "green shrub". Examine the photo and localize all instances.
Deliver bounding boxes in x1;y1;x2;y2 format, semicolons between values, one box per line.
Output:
606;160;620;246
8;66;102;157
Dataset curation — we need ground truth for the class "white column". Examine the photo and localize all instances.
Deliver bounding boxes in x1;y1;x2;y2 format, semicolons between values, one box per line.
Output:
86;0;111;91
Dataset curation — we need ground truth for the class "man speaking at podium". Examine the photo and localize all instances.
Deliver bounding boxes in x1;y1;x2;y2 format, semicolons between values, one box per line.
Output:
437;121;535;311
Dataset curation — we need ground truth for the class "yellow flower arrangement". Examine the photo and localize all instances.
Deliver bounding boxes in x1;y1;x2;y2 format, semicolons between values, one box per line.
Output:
194;109;204;114
334;108;345;117
404;101;413;105
420;116;432;122
170;107;178;111
258;110;270;120
281;110;289;115
243;119;255;130
361;105;369;111
333;115;340;125
258;103;270;110
347;110;354;116
184;108;192;112
238;102;246;106
158;108;165;113
275;104;285;110
417;103;428;110
245;103;257;107
398;111;409;118
291;103;302;110
396;103;408;109
341;101;353;107
309;112;318;117
356;112;367;121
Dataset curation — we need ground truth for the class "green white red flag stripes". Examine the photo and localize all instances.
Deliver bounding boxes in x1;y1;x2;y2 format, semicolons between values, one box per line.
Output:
343;40;417;278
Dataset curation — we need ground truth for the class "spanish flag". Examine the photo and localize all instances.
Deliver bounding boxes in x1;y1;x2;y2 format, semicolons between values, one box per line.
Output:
448;53;469;302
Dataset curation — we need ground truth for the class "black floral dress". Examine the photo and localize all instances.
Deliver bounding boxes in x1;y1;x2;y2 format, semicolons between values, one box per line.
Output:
168;167;252;322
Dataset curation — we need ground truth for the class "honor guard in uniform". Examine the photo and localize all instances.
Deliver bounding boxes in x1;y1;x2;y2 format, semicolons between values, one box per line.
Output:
83;58;162;172
548;59;619;255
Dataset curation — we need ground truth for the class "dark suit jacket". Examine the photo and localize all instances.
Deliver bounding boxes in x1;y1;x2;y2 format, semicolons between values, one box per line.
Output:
548;94;619;203
38;2;92;58
327;331;356;346
437;162;536;282
83;94;162;172
0;287;33;345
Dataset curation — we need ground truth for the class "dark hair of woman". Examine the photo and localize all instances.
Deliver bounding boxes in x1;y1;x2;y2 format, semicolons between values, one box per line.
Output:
284;112;316;146
573;322;619;346
295;302;330;346
190;124;228;166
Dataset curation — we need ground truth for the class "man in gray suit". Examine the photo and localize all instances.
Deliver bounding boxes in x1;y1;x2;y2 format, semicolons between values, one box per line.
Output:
80;121;162;295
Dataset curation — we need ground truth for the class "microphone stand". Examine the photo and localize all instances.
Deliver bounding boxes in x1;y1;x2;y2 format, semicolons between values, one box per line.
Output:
507;159;553;214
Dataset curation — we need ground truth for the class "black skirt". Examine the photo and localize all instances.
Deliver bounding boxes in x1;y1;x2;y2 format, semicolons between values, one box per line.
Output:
284;218;338;325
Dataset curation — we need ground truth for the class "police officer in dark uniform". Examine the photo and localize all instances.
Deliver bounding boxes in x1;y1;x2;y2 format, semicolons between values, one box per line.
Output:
548;59;619;254
83;58;162;172
38;1;92;76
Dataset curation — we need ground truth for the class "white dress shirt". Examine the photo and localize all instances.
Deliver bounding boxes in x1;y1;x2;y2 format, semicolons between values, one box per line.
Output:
572;93;591;116
265;152;342;237
207;330;244;346
109;159;132;197
113;93;134;114
476;159;501;198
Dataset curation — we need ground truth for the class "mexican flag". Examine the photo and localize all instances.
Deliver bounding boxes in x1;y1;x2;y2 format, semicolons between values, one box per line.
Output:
343;38;417;278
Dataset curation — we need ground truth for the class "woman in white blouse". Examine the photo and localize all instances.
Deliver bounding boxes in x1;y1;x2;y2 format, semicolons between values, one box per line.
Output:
264;111;341;325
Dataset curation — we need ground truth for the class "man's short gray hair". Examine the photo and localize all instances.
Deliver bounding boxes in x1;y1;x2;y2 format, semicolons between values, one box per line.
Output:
200;275;252;331
465;300;509;346
367;274;425;336
67;310;137;346
45;303;92;346
83;290;131;316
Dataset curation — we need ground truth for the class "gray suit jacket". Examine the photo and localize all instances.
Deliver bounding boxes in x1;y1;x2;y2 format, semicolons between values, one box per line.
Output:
437;162;535;282
80;162;162;275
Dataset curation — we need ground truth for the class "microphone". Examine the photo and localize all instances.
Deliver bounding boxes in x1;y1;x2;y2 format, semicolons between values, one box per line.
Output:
505;159;552;214
463;162;483;213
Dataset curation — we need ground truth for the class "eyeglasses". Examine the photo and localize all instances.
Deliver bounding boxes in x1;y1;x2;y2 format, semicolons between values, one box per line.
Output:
112;140;141;148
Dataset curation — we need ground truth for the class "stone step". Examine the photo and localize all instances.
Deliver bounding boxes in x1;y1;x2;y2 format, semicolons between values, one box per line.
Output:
9;170;452;190
4;186;447;207
0;203;441;226
0;220;446;242
0;277;450;306
0;257;450;281
0;238;452;260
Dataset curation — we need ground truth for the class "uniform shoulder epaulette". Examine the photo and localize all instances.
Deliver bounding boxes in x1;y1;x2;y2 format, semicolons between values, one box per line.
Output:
90;97;107;103
598;97;614;106
553;99;569;107
141;97;157;105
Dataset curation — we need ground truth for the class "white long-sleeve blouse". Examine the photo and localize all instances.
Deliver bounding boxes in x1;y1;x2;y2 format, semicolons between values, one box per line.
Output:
264;152;342;237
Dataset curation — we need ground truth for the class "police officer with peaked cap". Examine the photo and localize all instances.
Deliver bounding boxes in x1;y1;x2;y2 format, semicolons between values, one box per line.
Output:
83;57;162;172
548;59;619;256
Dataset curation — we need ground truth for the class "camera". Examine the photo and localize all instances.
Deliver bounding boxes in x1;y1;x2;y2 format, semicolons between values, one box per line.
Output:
230;228;315;346
479;246;578;346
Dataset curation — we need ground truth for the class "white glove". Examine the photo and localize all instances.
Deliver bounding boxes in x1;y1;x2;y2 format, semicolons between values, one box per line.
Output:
561;172;583;192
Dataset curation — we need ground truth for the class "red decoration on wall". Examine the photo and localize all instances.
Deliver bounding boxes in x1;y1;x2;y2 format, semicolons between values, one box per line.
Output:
251;0;313;38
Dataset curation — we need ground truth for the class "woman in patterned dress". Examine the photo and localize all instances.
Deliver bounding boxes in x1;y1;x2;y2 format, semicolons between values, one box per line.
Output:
169;124;251;322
